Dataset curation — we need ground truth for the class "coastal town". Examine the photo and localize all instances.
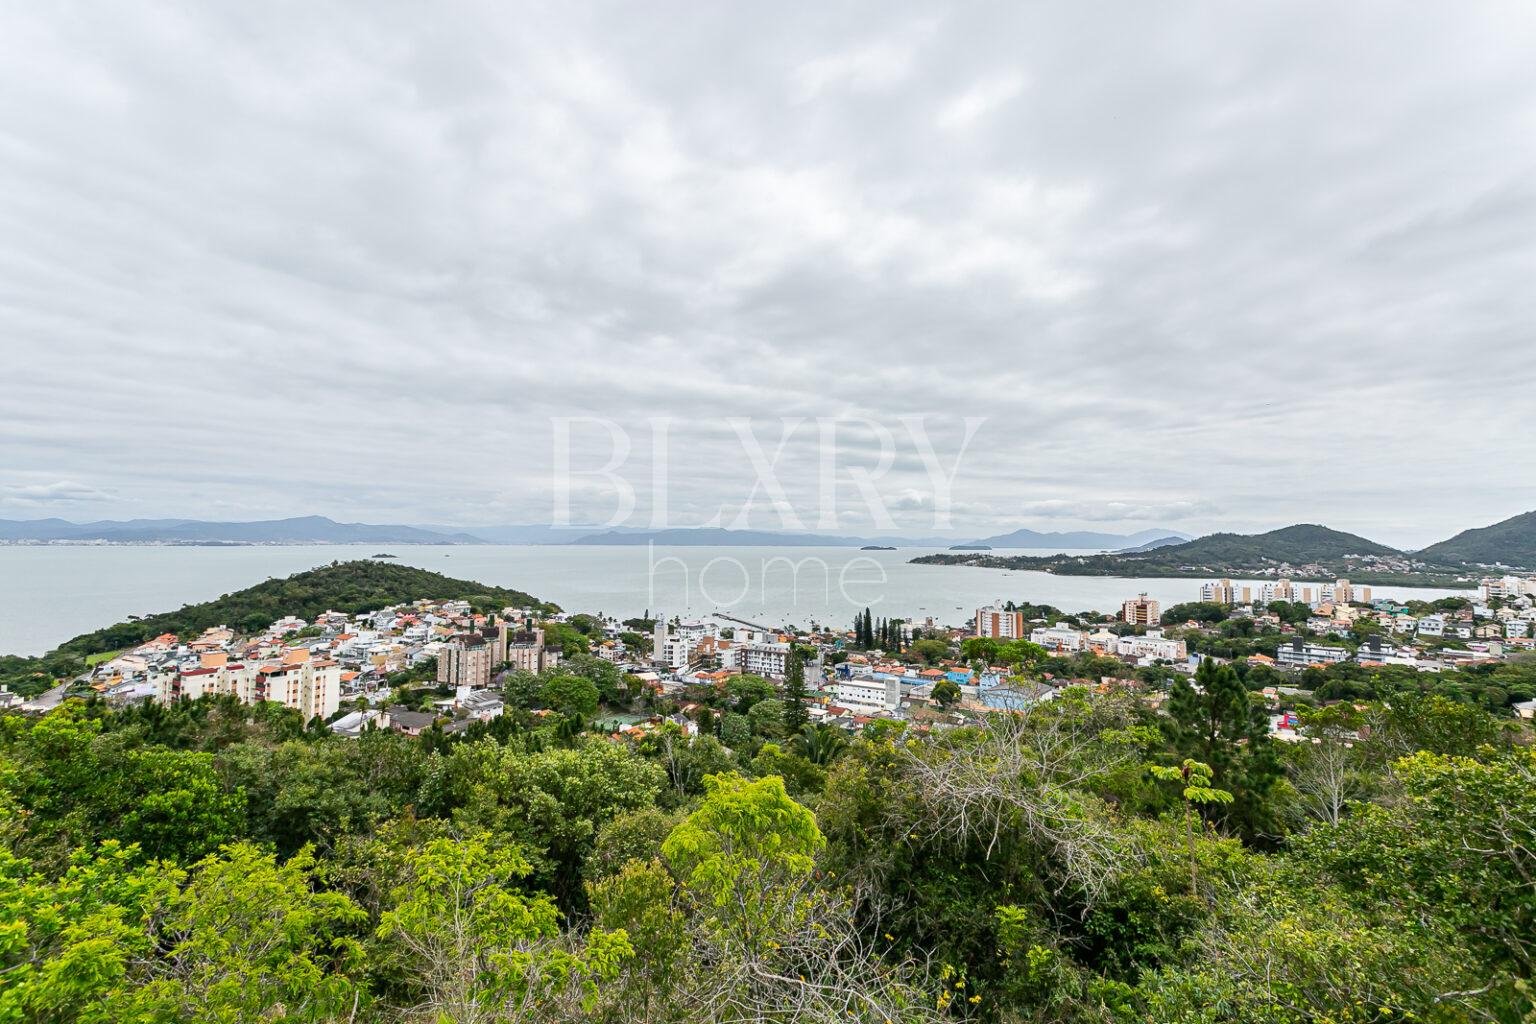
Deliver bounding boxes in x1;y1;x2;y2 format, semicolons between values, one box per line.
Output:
25;568;1536;741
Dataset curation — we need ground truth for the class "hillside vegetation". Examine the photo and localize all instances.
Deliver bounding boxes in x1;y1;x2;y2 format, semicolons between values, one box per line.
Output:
1148;523;1399;562
1417;509;1536;569
0;661;1532;1021
915;528;1456;583
914;523;1474;585
60;560;555;656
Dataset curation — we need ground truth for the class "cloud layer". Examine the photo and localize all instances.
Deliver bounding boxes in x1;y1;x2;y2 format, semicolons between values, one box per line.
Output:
1;2;1533;547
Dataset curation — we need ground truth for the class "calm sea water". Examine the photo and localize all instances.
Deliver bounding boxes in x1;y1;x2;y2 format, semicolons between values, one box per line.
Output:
0;544;1463;656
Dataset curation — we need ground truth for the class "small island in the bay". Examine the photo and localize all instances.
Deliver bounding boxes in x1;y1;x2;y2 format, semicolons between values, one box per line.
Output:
860;544;896;550
372;552;398;558
949;543;992;551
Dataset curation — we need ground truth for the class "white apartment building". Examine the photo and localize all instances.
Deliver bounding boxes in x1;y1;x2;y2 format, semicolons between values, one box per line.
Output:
652;619;717;671
1029;627;1085;653
1115;630;1187;661
1199;580;1253;606
1318;579;1372;606
1417;615;1446;637
1481;576;1535;601
832;675;902;712
1258;579;1320;604
735;640;791;678
1086;630;1119;654
1277;639;1350;667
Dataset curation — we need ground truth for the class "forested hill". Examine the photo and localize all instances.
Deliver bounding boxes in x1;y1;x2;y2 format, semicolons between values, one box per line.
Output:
1417;509;1536;569
911;524;1475;585
57;560;556;657
1131;524;1400;564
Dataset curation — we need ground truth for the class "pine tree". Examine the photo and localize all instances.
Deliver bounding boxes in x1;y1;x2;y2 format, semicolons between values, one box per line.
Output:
1167;659;1281;840
782;650;809;736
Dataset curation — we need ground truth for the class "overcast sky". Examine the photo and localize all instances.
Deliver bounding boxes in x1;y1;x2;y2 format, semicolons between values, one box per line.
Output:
2;2;1534;548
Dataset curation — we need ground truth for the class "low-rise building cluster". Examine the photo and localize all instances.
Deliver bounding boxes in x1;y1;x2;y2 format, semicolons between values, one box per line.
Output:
81;598;553;724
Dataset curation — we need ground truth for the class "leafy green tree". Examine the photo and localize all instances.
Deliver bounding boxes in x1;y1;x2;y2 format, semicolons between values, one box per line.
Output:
501;668;542;709
117;748;246;862
0;840;366;1023
586;858;690;1021
910;638;950;665
1371;692;1509;758
1298;746;1536;977
431;739;664;908
539;673;600;720
637;729;735;800
749;742;826;795
377;833;631;1018
585;806;683;883
725;674;773;713
746;698;786;739
999;639;1049;668
932;678;962;708
960;636;999;664
564;652;630;704
662;772;824;943
718;713;751;749
1161;602;1229;625
1132;881;1503;1023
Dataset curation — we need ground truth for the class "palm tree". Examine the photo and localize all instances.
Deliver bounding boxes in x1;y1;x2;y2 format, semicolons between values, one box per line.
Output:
793;723;850;766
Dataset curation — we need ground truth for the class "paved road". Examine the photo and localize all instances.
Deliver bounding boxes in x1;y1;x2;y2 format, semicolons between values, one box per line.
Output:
20;677;79;712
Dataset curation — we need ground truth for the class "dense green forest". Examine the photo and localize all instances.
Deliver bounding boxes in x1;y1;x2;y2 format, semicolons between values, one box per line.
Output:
912;525;1479;586
0;561;556;696
2;653;1532;1022
1419;509;1536;568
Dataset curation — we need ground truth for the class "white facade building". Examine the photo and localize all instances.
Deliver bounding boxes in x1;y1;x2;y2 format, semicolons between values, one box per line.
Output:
832;675;902;712
1115;630;1187;661
735;640;791;678
1481;576;1535;601
1029;627;1086;653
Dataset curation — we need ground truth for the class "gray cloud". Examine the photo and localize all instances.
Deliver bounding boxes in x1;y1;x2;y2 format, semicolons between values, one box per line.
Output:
0;480;114;506
1;2;1534;548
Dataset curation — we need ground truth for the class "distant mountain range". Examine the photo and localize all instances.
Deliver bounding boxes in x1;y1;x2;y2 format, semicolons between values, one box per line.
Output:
1113;535;1188;554
565;528;954;547
0;519;995;548
6;511;1535;570
967;527;1192;550
0;516;482;545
